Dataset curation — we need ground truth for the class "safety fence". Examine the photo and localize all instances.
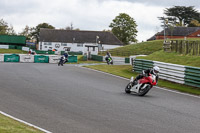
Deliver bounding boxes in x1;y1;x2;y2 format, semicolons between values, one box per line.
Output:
164;40;200;55
132;59;200;88
0;54;77;63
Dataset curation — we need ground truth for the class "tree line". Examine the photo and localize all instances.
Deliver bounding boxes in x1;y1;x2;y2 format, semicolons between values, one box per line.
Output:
0;6;200;45
0;21;79;43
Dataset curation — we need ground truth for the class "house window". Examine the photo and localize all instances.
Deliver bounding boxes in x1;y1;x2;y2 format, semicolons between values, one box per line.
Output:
61;43;67;46
45;46;47;48
77;43;83;47
93;47;95;51
44;42;52;45
63;47;71;51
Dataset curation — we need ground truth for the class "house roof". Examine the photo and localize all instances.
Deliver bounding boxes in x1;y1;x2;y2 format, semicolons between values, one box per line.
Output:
147;35;156;41
39;29;124;45
156;27;200;36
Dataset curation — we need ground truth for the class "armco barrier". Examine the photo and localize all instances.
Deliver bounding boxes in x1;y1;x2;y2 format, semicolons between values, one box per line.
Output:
91;55;103;61
4;54;20;62
185;66;200;88
34;55;49;63
154;61;185;84
19;54;34;63
132;59;200;88
8;45;16;49
16;46;22;50
0;54;4;62
125;58;130;63
133;59;153;73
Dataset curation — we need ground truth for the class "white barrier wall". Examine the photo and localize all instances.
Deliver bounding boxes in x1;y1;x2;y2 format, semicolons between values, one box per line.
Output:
0;45;9;49
49;55;60;63
22;47;30;52
19;54;34;63
0;54;4;62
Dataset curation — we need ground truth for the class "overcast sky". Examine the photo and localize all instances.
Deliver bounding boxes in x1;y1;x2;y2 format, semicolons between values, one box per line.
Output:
1;0;200;42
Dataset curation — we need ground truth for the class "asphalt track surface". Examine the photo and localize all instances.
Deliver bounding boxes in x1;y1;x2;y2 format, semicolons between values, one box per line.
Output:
0;63;200;133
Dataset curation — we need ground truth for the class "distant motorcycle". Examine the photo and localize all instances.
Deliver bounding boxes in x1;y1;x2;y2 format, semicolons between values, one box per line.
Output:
106;57;113;65
125;73;157;96
58;56;68;66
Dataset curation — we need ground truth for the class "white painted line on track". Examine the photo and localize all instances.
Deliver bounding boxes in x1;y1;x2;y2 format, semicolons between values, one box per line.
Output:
79;65;200;99
0;111;52;133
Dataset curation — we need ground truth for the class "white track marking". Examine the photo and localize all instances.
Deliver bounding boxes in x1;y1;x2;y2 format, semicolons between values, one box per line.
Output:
0;111;52;133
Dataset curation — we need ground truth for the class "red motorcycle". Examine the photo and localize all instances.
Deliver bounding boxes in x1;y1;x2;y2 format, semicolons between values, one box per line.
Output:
125;73;157;96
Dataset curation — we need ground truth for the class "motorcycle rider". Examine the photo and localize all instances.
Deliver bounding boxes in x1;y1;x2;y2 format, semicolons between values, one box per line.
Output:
105;51;112;62
133;66;160;85
63;51;69;63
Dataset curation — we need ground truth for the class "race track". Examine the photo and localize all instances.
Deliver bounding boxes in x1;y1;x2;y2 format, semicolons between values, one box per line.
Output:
0;63;200;133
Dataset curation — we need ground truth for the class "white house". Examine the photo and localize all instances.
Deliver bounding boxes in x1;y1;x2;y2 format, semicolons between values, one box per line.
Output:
38;29;124;55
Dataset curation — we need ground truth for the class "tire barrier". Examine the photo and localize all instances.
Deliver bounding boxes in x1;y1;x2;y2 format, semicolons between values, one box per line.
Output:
4;54;20;62
19;54;34;63
49;55;60;63
0;54;4;62
132;59;200;88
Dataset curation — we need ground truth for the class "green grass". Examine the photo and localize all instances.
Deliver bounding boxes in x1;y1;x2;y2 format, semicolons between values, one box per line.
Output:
84;65;200;95
99;40;163;57
0;113;43;133
137;50;200;67
0;49;27;54
99;38;200;57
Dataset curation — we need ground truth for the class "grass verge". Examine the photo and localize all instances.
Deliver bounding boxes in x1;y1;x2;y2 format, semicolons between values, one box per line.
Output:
137;50;200;67
98;40;163;57
0;49;28;54
84;65;200;95
0;113;43;133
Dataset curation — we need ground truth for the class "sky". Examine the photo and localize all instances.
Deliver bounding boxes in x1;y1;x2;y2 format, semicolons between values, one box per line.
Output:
0;0;200;42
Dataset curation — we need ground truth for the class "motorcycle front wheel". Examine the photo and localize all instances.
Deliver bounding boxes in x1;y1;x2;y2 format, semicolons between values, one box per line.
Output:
138;84;151;96
125;83;132;94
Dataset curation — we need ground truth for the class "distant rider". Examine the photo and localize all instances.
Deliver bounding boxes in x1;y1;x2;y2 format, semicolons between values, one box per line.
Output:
63;51;69;63
105;51;112;61
133;66;160;85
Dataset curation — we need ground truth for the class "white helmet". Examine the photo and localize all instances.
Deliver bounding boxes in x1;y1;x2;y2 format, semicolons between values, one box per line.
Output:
153;66;160;74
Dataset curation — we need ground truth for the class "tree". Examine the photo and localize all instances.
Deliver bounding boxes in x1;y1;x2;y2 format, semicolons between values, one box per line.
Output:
7;25;16;35
188;19;200;27
109;13;138;45
159;6;200;27
19;25;34;40
60;23;80;30
0;19;9;35
0;19;16;35
31;23;55;43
